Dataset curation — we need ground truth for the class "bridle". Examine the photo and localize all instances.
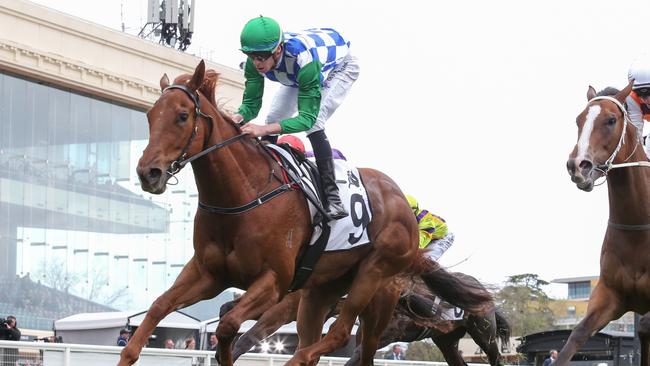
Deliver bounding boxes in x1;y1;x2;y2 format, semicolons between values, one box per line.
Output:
587;96;650;231
161;84;246;177
157;83;292;214
589;96;650;173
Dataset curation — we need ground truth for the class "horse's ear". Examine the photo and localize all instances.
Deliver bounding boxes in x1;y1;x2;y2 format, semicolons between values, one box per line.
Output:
187;60;206;91
160;74;170;91
614;79;634;103
587;86;597;101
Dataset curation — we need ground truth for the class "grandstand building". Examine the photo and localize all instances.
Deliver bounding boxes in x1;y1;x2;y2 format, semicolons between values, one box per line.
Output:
0;0;244;328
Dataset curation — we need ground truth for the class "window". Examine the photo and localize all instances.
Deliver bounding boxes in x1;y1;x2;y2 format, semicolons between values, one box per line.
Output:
568;281;591;299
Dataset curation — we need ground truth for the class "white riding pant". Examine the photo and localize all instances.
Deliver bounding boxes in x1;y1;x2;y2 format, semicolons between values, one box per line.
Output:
265;54;360;136
426;232;455;261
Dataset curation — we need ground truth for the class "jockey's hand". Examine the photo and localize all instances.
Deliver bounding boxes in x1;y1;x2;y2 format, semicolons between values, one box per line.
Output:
230;113;244;124
241;122;282;138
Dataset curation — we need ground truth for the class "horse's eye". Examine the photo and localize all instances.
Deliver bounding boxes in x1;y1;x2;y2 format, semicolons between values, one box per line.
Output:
607;117;616;126
179;112;189;122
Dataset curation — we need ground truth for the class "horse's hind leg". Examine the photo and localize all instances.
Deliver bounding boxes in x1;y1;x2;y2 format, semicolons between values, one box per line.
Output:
433;329;469;366
638;312;650;366
466;313;503;366
356;283;402;366
118;256;224;366
555;284;624;366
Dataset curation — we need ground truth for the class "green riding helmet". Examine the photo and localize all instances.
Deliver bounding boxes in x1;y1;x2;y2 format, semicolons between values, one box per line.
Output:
240;16;284;53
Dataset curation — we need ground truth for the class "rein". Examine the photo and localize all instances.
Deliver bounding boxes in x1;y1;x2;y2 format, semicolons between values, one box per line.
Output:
160;83;292;214
608;221;650;231
162;84;247;176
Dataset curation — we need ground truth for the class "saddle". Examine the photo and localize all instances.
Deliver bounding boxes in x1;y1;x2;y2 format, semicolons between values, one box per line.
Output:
268;142;329;224
263;142;374;292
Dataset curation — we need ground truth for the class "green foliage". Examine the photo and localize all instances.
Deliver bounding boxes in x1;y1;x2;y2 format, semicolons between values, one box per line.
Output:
496;273;555;336
404;341;446;362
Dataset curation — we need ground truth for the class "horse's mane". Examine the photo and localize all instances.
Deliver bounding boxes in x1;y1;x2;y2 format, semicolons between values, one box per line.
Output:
594;87;631;113
173;70;239;126
596;87;620;97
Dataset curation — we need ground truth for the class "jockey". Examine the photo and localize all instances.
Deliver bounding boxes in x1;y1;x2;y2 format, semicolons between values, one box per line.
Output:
231;16;360;220
405;194;454;261
627;54;650;157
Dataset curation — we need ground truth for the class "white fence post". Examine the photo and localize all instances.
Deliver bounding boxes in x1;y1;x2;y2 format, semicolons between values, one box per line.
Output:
64;345;71;366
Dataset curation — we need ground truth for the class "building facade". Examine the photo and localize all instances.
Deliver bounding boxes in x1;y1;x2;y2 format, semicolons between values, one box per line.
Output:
0;0;244;312
551;276;634;332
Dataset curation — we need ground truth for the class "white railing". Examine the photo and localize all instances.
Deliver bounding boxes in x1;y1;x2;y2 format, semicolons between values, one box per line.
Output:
0;340;487;366
0;340;213;366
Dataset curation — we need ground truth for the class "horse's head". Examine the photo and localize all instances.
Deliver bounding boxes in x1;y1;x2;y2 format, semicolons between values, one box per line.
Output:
566;81;634;192
137;60;210;194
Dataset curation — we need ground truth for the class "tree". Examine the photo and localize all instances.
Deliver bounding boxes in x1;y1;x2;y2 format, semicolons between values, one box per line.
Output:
35;258;130;309
404;341;445;362
496;273;555;336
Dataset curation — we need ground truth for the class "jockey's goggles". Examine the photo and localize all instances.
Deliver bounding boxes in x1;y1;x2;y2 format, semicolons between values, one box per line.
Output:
245;51;274;62
635;87;650;97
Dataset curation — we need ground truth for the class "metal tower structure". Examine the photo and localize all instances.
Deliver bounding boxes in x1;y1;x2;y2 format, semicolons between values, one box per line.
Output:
139;0;196;51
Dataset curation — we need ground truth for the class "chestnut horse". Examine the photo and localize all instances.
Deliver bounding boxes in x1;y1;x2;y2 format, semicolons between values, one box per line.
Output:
563;82;650;366
119;60;492;366
224;273;510;366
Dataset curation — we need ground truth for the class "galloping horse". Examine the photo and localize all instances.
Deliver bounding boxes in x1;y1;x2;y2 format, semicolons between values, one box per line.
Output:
119;61;492;366
563;82;650;366
224;273;510;366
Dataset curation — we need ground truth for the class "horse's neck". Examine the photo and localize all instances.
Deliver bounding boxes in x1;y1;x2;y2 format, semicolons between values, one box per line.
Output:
190;104;272;207
607;142;650;224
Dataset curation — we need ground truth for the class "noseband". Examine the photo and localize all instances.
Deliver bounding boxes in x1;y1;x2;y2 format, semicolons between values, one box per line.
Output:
161;84;246;176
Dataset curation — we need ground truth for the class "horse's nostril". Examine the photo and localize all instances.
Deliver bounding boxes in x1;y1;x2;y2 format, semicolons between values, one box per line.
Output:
148;168;162;181
579;160;593;171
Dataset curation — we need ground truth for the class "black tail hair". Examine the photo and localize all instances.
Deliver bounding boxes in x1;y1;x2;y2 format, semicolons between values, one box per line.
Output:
495;309;511;347
417;260;493;314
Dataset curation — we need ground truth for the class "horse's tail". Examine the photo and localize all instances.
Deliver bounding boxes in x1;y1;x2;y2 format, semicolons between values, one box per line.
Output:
495;308;511;347
413;257;493;315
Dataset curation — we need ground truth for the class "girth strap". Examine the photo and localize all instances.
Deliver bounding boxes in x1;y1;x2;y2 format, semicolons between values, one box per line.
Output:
198;183;293;215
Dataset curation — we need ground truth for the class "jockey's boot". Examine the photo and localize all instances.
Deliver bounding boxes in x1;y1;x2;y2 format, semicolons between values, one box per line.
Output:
316;158;349;220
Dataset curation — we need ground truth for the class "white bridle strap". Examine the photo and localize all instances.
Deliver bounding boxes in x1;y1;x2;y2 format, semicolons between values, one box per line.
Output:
588;96;650;170
589;96;628;169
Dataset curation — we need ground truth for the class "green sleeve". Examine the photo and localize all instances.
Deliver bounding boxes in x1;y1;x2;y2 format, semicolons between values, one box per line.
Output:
279;61;322;133
237;58;265;122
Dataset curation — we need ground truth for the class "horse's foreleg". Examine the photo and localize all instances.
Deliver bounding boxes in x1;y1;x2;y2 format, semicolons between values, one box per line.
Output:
294;287;345;366
357;285;401;366
216;270;282;366
555;284;624;366
638;312;650;366
231;291;301;362
118;256;223;366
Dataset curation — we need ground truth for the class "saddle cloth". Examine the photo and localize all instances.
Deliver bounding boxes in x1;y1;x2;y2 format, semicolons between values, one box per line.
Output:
267;144;373;251
432;296;465;321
